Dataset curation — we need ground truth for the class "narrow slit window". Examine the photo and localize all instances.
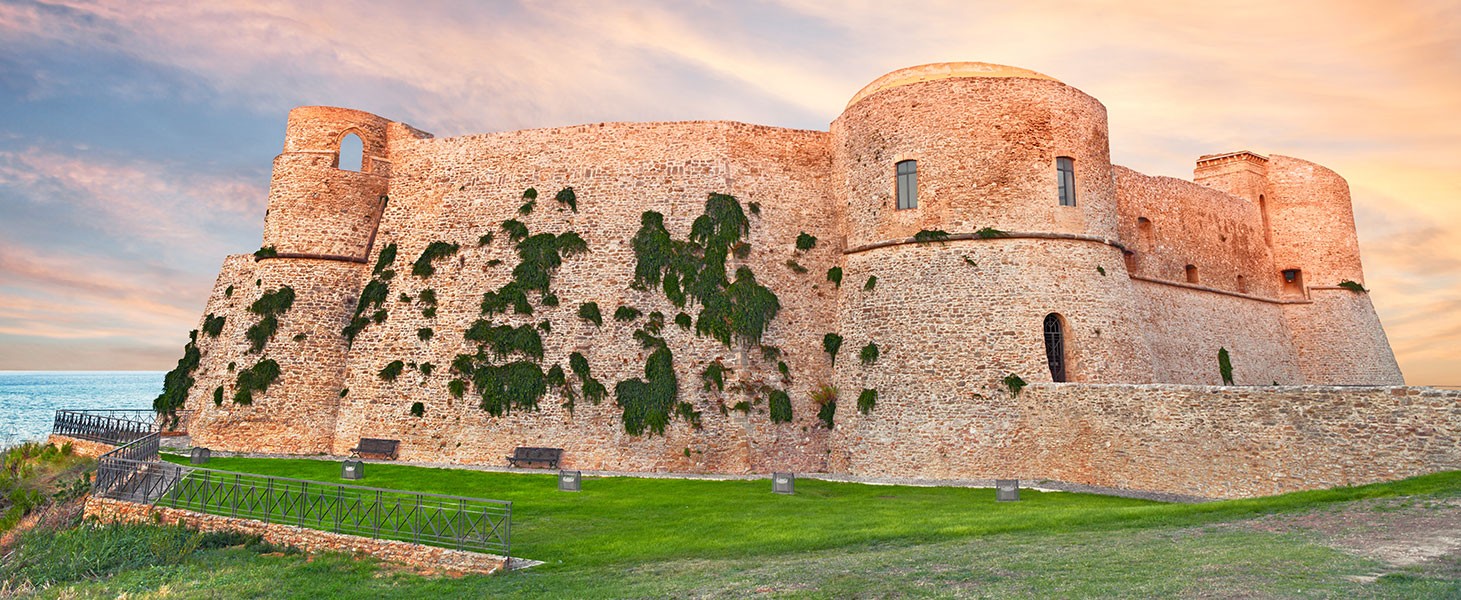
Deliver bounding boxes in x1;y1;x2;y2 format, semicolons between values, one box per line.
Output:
896;160;917;210
1056;156;1076;206
1185;264;1199;284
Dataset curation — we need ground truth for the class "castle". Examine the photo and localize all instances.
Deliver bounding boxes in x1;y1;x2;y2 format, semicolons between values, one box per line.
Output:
174;62;1457;499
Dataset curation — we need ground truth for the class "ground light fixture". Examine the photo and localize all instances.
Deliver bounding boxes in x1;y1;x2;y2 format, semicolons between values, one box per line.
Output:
996;479;1020;502
773;472;795;494
559;470;581;492
189;447;210;464
341;459;364;480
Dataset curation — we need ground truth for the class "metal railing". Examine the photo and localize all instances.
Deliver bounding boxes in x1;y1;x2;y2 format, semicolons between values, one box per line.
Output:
51;409;193;443
94;457;511;556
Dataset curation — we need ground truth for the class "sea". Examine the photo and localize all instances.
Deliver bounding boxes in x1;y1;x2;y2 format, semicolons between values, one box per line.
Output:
0;371;164;447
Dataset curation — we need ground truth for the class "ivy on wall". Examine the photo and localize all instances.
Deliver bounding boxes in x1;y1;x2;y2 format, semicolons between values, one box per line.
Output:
201;314;225;338
154;329;200;418
244;286;296;354
857;388;877;415
233;359;280;405
412;241;460;278
344;244;397;343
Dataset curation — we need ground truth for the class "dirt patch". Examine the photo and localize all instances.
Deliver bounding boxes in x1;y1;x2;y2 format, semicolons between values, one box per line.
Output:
1237;497;1461;567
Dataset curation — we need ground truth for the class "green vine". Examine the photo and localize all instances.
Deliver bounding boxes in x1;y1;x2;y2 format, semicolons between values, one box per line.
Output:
827;267;843;288
767;389;792;423
700;360;729;392
795;232;817;251
863;276;877;291
379;360;404;382
857;389;877;414
253;245;277;259
811;384;837;429
417;327;434;341
975;227;1010;239
614;305;641;322
823;333;843;364
615;345;689;436
860;342;880;365
555;187;578;212
578;302;603;326
1219;347;1234;385
410;402;425;417
1338;280;1368;293
154;330;200;418
412;241;460;278
373;243;397;275
201;314;225;338
1003;373;1027;398
345;245;398;343
245;286;296;353
518;200;536;215
784;260;808;274
464;321;544;360
913;229;950;245
501;220;529;243
233;359;280;405
569;352;607;405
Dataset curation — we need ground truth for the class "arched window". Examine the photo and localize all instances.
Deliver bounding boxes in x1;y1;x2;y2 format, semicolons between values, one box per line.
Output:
1056;156;1076;206
336;132;364;171
1185;264;1199;284
1136;217;1154;251
895;160;917;210
1043;313;1067;383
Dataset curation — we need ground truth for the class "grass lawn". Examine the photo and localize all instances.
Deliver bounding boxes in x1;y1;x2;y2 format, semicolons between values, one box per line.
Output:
32;456;1461;597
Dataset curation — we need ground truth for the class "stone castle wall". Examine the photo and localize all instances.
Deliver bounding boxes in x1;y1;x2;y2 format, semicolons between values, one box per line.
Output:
325;121;839;472
177;63;1433;498
836;383;1460;499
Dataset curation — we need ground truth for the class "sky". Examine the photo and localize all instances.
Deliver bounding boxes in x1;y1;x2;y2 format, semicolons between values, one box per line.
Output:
0;0;1457;385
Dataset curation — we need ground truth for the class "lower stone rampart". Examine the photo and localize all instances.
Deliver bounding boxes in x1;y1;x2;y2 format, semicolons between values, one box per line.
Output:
837;383;1459;499
44;434;115;458
83;496;508;575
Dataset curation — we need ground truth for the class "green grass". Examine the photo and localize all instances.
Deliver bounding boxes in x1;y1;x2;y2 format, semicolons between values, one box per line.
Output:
34;457;1461;598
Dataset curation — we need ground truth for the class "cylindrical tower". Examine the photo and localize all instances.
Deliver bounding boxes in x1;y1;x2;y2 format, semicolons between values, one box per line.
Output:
189;107;408;454
1267;155;1403;384
827;63;1155;479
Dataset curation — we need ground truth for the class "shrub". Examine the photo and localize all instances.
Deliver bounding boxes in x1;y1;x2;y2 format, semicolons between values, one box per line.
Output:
3;522;206;588
857;388;877;414
379;360;405;382
863;275;877;291
975;227;1010;239
412;241;460;278
1218;347;1234;385
767;389;792;423
410;402;425;417
1003;373;1027;398
1338;280;1368;293
253;245;277;259
518;200;535;215
913;229;950;244
827;266;843;287
823;333;843;364
578;302;603;326
795;232;817;251
860;342;880;365
154;331;200;415
201;314;225;337
522;187;538;200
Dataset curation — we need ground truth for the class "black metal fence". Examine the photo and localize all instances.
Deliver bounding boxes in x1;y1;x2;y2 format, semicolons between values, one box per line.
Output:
93;457;511;556
52;409;192;444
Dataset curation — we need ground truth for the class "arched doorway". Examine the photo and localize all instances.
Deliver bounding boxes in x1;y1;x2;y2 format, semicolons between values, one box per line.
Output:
1043;313;1066;382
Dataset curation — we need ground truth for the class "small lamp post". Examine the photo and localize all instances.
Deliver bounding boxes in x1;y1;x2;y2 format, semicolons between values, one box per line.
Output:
772;472;795;495
341;459;364;480
190;447;211;465
558;470;581;492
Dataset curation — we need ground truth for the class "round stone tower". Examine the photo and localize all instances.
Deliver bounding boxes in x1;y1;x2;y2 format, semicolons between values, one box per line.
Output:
827;63;1155;477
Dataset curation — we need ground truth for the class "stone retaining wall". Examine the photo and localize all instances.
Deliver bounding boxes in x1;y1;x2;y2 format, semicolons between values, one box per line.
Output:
44;434;115;458
83;496;509;575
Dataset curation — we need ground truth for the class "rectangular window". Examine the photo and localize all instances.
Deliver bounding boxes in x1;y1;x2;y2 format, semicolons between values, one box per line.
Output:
1057;156;1076;207
896;160;917;210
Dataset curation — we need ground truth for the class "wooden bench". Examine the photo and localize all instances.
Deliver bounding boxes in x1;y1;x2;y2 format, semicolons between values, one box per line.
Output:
506;447;562;469
349;438;400;460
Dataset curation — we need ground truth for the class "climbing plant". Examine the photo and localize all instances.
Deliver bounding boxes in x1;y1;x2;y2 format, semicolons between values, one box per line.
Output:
344;245;398;343
913;229;950;245
863;275;877;291
578;302;603;326
201;314;225;338
860;342;880;365
857;388;877;415
823;333;843;364
767;389;792;423
411;241;460;278
233;359;280;405
615;345;689;436
245;286;296;353
1003;373;1027;398
379;360;405;382
826;267;843;288
795;232;817;251
810;384;837;429
1338;280;1368;293
555;187;578;212
154;330;200;418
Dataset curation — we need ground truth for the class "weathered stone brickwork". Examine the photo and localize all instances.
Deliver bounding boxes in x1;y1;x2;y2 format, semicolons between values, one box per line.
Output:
83;496;507;574
177;62;1440;498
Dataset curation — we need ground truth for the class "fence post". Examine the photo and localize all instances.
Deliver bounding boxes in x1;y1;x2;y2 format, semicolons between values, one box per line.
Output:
299;481;307;527
374;490;382;540
334;487;342;534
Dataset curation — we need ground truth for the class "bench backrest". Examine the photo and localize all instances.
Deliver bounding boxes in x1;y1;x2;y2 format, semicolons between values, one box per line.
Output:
358;438;399;453
513;447;562;460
